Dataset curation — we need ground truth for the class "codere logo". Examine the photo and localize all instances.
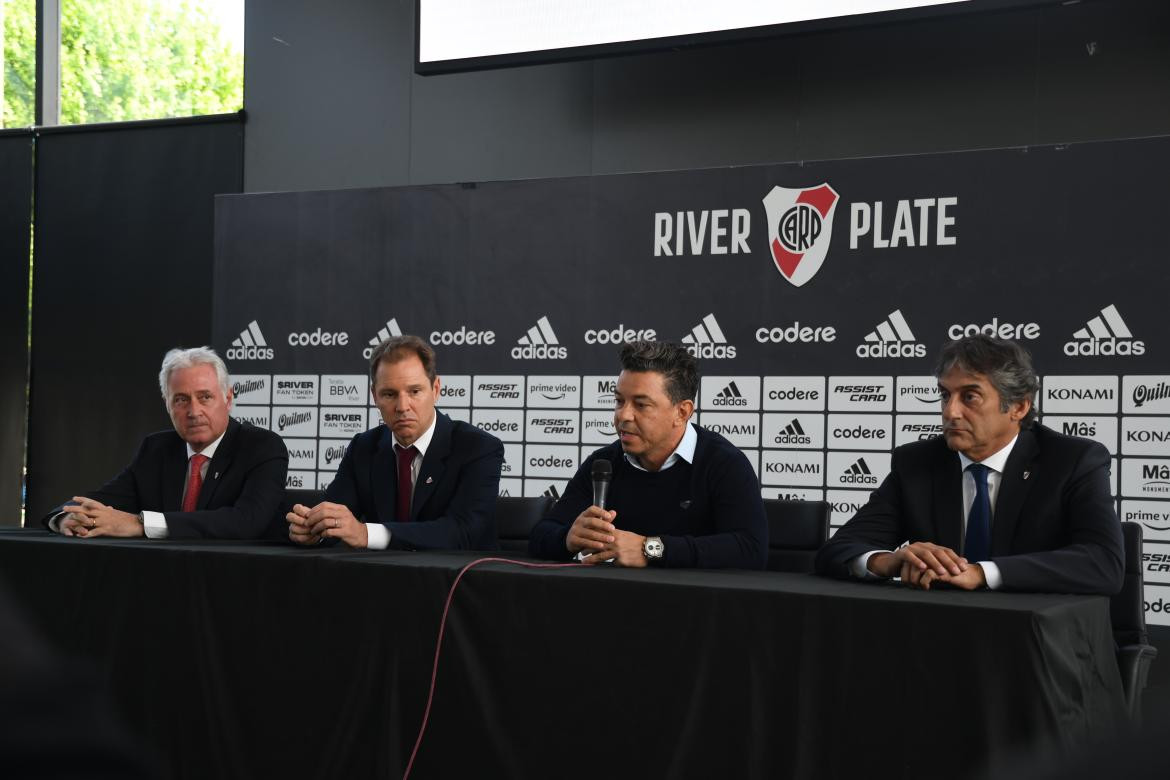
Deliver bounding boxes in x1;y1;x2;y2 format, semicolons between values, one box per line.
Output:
856;309;926;358
1064;304;1145;356
512;316;567;359
363;318;403;359
712;381;748;407
682;313;737;359
841;457;878;485
227;321;274;361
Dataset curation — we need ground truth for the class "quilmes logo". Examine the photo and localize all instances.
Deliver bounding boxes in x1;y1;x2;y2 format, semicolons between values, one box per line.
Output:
682;313;737;359
840;457;879;486
363;318;403;359
856;309;926;358
1064;304;1145;356
227;321;274;361
761;183;840;287
512;316;567;360
1133;380;1170;409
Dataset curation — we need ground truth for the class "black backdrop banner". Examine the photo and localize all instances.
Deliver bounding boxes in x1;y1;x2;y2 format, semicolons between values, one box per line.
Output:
28;116;243;522
0;132;33;525
214;135;1170;625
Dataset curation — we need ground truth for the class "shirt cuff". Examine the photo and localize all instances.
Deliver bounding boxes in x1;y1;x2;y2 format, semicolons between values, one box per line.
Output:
48;511;67;533
365;523;390;550
142;511;168;539
849;550;889;579
980;561;1002;590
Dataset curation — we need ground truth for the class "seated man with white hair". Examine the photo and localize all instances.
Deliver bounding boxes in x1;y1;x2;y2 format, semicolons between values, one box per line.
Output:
42;346;288;539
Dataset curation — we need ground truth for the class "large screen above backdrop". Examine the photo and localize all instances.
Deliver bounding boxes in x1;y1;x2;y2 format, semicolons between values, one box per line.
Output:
416;0;1045;73
214;136;1170;625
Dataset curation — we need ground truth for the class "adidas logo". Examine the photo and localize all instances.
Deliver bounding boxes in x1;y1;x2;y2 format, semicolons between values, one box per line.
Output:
772;418;812;446
362;318;404;359
543;484;561;500
499;489;511;497
1064;304;1145;356
856;309;925;358
840;457;878;486
512;316;567;360
682;313;737;359
226;321;274;361
710;380;748;408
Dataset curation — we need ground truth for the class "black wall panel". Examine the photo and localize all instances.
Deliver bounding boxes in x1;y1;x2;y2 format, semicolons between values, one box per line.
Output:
26;117;243;520
0;133;33;524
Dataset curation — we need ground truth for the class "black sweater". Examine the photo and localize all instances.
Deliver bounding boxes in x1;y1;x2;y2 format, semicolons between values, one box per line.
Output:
529;425;768;569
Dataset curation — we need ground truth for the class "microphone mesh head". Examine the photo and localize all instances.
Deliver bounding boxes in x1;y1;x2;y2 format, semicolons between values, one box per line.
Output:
591;459;612;481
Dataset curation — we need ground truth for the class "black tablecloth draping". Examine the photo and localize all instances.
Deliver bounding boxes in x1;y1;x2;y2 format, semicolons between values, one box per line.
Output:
0;528;1126;780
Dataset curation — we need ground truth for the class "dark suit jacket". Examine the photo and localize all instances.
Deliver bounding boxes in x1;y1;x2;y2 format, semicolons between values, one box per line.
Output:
324;411;504;550
815;424;1124;594
41;418;289;540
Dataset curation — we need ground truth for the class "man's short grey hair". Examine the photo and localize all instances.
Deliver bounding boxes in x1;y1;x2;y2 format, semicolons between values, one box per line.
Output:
934;335;1039;427
158;347;231;408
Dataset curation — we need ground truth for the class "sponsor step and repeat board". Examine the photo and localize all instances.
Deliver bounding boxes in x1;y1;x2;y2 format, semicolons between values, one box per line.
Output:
214;137;1169;624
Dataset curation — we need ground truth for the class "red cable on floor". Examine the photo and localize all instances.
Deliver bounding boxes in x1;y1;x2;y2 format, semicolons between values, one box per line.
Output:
402;557;586;780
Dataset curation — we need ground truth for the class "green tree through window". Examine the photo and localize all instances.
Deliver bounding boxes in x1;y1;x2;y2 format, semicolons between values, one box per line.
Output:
2;0;242;127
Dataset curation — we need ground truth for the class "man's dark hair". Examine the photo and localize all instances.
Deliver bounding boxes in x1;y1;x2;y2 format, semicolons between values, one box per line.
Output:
618;341;698;405
368;335;437;385
934;334;1038;427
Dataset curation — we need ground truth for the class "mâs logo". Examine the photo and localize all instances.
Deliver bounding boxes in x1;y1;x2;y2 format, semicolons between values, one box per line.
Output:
584;324;657;344
513;316;567;360
227;320;274;361
1065;304;1145;356
1142;463;1170;494
682;313;737;359
762;184;840;287
363;318;403;359
856;309;926;359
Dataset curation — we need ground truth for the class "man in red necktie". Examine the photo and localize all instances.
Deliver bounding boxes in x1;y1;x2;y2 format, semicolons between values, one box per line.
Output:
43;347;288;539
286;335;503;550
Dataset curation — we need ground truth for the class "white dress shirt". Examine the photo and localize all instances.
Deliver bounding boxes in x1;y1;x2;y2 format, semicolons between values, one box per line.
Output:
850;435;1018;589
140;431;227;539
625;421;698;472
364;414;438;550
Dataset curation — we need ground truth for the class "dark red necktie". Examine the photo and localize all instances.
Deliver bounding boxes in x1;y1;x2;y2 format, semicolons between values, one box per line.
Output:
182;454;209;513
396;445;417;522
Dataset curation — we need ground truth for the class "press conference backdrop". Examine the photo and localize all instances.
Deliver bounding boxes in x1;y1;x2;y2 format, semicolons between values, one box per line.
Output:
214;135;1170;625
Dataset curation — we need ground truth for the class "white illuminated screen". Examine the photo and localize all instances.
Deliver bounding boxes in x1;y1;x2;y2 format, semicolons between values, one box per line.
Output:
419;1;972;64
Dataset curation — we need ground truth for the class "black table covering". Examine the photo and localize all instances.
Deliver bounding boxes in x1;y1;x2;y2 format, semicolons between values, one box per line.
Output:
0;528;1126;779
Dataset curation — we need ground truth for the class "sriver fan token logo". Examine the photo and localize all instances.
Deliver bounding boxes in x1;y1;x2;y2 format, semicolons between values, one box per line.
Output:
762;183;840;287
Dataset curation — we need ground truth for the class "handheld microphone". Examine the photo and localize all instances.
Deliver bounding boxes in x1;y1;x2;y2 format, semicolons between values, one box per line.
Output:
591;459;612;510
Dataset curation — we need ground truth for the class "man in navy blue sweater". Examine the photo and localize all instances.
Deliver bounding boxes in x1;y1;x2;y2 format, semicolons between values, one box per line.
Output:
529;341;767;569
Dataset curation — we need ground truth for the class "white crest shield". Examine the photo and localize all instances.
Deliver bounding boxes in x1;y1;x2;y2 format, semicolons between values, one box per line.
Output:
761;183;840;287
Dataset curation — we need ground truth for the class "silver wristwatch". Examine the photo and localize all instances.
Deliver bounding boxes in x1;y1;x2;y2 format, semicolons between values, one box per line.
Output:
642;536;664;562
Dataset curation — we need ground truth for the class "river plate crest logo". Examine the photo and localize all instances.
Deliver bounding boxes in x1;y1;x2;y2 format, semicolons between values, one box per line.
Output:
762;183;840;287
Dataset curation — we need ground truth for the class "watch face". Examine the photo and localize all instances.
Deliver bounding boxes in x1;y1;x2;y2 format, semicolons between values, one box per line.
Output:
644;537;664;558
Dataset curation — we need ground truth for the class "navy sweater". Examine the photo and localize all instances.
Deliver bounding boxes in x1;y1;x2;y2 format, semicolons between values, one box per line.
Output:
528;425;768;569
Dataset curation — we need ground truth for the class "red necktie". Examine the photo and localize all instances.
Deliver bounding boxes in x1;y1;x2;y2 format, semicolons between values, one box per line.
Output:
396;445;417;522
182;454;209;513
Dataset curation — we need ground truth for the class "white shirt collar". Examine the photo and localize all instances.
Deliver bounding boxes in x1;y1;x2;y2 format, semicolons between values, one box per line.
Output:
625;421;697;472
186;428;227;461
395;411;438;456
957;432;1019;474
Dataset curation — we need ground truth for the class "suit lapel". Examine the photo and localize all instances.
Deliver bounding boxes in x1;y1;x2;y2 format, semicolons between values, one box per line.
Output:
931;444;964;551
372;425;398;524
163;435;188;512
196;419;238;510
991;428;1038;556
410;413;451;521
